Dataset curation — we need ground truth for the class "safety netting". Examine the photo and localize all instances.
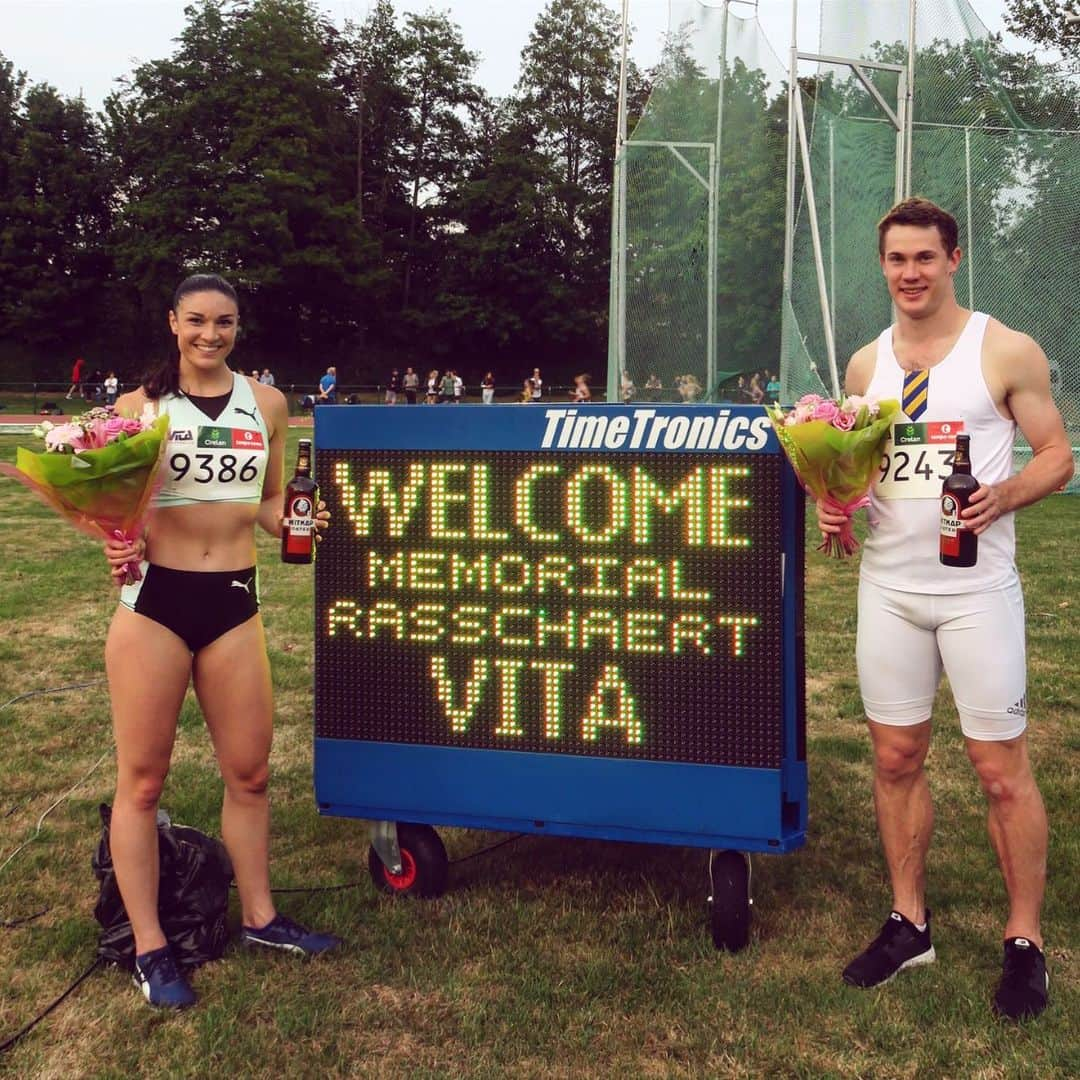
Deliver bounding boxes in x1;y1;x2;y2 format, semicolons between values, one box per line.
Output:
610;1;1079;489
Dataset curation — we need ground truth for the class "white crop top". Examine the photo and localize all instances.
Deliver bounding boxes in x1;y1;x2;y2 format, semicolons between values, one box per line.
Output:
860;312;1018;594
155;376;270;508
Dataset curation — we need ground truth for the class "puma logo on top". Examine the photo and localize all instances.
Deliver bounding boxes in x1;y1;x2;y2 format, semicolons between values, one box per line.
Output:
233;405;259;423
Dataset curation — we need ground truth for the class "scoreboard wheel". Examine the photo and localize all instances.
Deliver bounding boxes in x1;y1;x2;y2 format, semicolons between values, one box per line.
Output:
368;823;449;899
707;849;751;952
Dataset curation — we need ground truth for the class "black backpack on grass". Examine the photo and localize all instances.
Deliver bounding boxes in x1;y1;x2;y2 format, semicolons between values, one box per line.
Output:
92;803;233;970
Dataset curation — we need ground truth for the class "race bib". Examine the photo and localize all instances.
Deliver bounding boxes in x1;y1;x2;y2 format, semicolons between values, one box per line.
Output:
875;420;965;500
165;425;267;500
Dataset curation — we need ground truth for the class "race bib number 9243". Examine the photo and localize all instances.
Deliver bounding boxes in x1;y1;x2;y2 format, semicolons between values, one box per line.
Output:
875;420;964;500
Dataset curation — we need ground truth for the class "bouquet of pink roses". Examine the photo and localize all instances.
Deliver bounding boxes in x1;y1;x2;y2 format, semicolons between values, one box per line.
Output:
0;405;170;583
767;392;900;557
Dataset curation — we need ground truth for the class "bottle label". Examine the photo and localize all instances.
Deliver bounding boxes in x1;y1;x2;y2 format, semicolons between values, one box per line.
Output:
940;493;963;556
285;494;315;554
876;420;965;500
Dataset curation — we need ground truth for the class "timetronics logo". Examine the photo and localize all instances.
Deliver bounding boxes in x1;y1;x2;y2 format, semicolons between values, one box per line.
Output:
540;408;771;452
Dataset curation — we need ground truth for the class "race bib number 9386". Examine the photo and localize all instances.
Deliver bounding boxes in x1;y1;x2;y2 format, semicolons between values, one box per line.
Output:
876;420;964;500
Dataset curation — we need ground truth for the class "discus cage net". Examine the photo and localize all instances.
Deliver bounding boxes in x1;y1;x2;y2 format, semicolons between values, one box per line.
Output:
608;0;1079;491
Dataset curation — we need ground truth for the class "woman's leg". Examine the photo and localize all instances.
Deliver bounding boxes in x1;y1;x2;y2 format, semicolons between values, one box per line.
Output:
105;607;192;954
192;615;276;929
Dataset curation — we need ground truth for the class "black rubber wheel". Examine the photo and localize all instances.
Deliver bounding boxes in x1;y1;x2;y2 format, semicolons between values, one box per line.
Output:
708;849;751;952
368;823;449;899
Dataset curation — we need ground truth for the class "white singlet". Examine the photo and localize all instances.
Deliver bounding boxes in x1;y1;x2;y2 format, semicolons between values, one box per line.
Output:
155;376;270;507
860;312;1017;594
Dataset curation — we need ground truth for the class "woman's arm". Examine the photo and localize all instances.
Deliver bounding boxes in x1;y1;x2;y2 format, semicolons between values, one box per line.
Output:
254;384;290;538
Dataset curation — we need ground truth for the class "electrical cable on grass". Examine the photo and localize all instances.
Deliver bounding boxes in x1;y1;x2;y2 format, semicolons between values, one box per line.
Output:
0;678;105;712
0;749;112;876
1;907;50;929
0;957;101;1055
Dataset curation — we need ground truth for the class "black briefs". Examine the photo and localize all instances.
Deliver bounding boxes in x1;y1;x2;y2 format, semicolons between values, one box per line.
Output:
120;564;260;653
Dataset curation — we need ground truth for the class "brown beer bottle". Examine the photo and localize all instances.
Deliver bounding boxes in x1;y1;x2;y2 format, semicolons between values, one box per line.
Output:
940;434;978;567
282;438;317;564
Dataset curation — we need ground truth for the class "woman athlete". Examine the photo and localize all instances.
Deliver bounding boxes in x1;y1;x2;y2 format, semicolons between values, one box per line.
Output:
104;274;339;1009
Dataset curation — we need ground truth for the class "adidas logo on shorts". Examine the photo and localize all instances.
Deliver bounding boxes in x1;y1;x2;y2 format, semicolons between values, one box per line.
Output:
1007;695;1027;717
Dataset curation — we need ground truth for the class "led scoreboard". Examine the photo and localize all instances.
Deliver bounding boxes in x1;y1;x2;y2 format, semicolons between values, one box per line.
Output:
313;405;807;854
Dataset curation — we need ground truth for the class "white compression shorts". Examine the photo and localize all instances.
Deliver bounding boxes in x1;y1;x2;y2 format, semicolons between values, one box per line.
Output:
856;577;1028;741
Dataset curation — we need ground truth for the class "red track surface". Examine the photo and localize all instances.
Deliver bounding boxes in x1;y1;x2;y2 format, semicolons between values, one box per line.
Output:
0;414;314;427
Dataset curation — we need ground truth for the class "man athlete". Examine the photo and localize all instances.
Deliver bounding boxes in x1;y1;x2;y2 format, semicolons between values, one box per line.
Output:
818;197;1073;1021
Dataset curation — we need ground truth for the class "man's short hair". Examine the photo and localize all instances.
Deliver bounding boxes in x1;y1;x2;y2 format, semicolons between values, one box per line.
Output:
877;197;959;256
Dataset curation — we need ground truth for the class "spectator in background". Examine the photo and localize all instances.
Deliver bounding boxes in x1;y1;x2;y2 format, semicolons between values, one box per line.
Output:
729;374;753;403
766;370;781;403
620;370;635;404
749;372;766;405
676;374;702;402
259;368;275;387
481;371;496;404
66;355;86;400
403;367;419;404
518;378;534;403
386;368;401;404
440;370;455;403
104;371;119;407
426;369;440;404
571;374;592;402
452;370;463;403
644;373;663;402
530;368;543;403
318;366;337;404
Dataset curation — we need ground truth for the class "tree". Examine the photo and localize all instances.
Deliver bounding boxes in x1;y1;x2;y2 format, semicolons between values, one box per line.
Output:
1006;1;1080;68
396;11;483;312
103;0;383;376
515;0;638;370
0;68;115;376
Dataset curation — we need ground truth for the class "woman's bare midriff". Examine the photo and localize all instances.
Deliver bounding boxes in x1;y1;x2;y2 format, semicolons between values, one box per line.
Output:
146;502;261;571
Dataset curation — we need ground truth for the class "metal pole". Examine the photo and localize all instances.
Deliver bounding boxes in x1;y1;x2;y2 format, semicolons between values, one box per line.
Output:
964;125;974;309
894;67;907;203
708;0;729;400
904;0;917;194
780;0;799;405
609;0;631;406
794;88;840;398
828;118;836;347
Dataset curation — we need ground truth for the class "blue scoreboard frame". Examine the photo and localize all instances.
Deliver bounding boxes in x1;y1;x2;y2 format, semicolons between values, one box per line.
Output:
312;404;806;854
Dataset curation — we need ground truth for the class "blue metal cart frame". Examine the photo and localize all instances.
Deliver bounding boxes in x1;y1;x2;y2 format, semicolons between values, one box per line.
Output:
312;403;805;948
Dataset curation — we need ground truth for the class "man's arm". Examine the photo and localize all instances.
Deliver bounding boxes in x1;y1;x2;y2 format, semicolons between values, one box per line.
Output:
964;328;1073;534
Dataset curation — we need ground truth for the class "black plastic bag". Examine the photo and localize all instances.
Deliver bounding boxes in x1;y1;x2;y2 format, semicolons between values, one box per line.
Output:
92;803;234;971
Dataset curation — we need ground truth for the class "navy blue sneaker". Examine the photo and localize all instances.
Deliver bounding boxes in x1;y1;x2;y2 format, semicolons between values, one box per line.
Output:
132;944;197;1009
240;914;342;957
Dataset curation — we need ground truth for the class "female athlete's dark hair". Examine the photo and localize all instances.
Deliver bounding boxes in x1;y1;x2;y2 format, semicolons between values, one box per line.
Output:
141;274;240;399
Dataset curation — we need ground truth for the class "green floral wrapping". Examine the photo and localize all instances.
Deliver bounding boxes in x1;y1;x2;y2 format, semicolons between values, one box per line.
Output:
765;399;901;557
766;401;901;508
0;414;170;542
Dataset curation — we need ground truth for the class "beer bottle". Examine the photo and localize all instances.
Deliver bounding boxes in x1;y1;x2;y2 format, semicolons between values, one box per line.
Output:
940;433;978;567
282;438;317;564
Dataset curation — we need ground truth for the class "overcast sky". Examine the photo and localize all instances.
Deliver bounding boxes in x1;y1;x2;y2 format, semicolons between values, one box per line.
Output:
0;0;1030;112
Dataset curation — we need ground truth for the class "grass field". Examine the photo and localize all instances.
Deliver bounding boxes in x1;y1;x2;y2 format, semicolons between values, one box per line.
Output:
0;429;1076;1078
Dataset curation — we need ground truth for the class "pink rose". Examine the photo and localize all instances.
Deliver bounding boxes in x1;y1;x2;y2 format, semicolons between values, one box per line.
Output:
797;393;823;407
812;400;839;423
104;415;127;439
122;417;144;435
831;410;855;431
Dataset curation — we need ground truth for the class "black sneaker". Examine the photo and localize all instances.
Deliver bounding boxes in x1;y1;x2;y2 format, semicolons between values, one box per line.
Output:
842;910;935;988
993;937;1049;1021
241;914;342;957
132;944;197;1009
